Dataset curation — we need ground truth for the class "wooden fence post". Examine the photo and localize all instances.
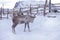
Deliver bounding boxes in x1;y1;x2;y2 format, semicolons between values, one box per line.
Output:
44;0;47;16
49;0;51;12
0;7;2;19
7;9;9;19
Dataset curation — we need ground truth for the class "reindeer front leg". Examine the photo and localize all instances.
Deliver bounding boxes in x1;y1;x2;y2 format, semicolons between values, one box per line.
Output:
27;23;30;32
24;23;30;32
24;23;26;32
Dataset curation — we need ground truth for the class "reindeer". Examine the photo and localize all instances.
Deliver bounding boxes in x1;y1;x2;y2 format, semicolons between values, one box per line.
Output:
12;10;36;34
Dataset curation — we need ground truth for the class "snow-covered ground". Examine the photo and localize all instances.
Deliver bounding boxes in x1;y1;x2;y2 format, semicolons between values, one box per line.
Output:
0;14;60;40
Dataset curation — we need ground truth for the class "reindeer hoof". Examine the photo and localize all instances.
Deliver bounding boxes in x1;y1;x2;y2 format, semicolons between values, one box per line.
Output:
12;30;16;34
24;30;26;32
13;32;16;34
28;30;31;32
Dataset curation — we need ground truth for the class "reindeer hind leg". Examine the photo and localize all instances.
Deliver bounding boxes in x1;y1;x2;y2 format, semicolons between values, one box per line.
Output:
12;23;18;34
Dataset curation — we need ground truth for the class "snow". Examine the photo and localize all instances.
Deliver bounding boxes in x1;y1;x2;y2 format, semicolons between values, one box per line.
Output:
0;13;60;40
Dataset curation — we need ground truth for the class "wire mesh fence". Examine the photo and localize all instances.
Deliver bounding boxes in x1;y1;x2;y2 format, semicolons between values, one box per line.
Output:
0;1;60;20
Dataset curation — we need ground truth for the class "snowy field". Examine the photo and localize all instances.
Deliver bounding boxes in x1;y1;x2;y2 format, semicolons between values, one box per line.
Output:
0;14;60;40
